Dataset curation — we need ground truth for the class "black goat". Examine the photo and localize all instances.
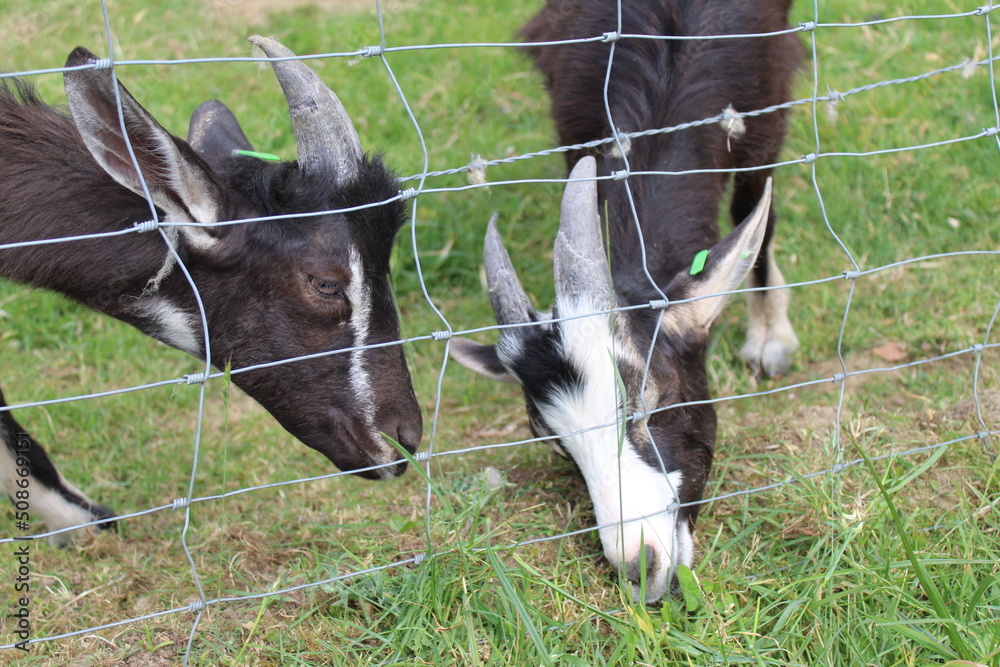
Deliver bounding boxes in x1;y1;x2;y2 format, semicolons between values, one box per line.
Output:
451;1;802;602
0;37;422;543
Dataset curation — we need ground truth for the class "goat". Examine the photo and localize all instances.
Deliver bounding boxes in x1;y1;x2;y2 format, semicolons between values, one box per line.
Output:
450;0;802;602
0;37;422;543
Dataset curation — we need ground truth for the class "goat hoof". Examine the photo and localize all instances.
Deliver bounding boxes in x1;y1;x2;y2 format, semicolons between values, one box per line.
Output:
741;330;799;379
760;341;794;377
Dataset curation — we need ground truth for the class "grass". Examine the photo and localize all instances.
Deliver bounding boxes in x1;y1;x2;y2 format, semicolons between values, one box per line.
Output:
1;0;999;665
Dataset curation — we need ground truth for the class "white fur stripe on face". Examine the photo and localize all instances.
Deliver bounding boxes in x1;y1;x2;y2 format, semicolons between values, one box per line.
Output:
536;294;685;599
346;246;395;467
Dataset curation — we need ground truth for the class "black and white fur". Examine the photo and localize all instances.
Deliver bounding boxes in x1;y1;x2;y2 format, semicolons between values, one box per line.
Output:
451;0;801;602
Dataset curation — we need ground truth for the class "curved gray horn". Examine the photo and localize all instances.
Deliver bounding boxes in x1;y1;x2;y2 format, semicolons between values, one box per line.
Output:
553;156;612;306
249;35;362;181
484;214;534;327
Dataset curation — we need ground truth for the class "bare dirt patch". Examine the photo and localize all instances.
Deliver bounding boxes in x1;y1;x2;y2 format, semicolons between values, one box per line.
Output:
949;389;1000;425
729;344;995;455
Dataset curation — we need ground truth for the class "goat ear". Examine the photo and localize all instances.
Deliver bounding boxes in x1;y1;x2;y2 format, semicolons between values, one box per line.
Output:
661;178;772;332
63;47;225;250
188;99;254;171
448;338;516;383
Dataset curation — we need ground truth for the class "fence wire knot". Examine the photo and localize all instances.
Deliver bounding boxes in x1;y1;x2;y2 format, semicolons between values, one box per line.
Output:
91;58;114;70
974;4;994;14
413;552;427;566
832;372;846;384
468;154;489;186
601;31;620;42
611;169;629;181
133;220;160;233
431;330;452;341
798;20;817;32
630;410;646;422
972;343;986;354
414;451;431;462
977;430;991;442
171;497;191;510
983;126;1000;137
961;58;979;79
187;599;207;614
399;187;418;201
720;105;746;147
648;298;669;310
843;269;861;280
801;152;818;164
609;132;631;158
665;502;680;514
829;462;848;474
184;372;209;385
360;45;384;58
824;87;844;121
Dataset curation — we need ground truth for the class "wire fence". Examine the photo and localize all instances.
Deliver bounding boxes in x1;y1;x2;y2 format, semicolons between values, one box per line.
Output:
1;0;998;662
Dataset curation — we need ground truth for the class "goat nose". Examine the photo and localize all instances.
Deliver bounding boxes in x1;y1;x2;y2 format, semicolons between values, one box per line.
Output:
393;414;423;455
375;416;421;480
625;544;659;589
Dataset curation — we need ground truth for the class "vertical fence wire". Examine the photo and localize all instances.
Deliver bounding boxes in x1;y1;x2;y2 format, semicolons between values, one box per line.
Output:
974;1;999;460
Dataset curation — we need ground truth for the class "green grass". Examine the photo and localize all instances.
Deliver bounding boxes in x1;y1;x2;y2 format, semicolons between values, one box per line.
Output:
1;0;999;665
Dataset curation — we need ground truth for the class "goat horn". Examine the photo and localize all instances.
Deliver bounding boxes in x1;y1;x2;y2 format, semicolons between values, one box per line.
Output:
554;156;612;306
484;215;535;327
249;35;362;181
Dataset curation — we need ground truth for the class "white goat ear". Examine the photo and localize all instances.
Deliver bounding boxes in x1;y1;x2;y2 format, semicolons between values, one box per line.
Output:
63;47;224;236
449;338;516;383
662;178;772;333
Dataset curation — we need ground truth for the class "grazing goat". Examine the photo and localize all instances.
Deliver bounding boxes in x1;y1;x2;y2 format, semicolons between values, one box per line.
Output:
0;37;422;543
450;0;801;602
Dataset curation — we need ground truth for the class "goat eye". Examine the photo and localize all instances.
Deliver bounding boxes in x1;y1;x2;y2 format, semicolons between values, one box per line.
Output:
308;275;344;298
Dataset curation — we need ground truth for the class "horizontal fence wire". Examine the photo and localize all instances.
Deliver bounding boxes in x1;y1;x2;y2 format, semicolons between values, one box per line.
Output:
0;0;998;661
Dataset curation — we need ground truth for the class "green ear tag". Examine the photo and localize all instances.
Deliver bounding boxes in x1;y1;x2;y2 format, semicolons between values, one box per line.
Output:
235;149;282;161
689;249;709;276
